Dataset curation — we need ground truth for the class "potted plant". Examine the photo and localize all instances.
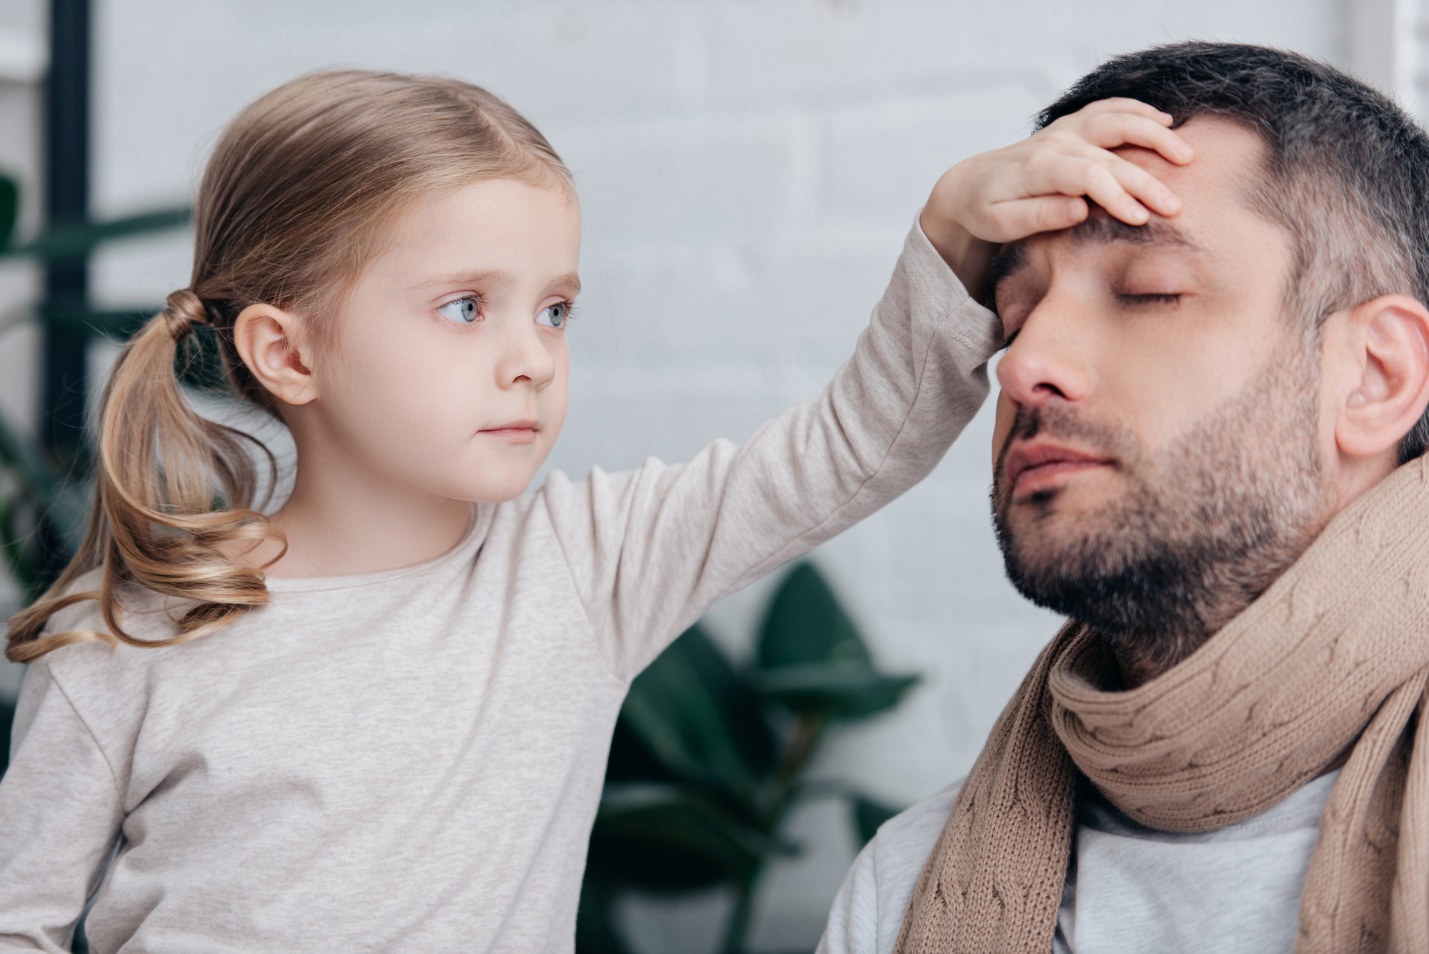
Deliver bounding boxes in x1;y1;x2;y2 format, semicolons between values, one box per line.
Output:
579;560;918;954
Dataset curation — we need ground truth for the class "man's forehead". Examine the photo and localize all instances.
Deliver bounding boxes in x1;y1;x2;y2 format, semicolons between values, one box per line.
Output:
988;118;1273;297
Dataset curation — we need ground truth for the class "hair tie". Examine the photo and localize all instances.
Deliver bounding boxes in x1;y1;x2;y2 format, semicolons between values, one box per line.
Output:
163;288;210;342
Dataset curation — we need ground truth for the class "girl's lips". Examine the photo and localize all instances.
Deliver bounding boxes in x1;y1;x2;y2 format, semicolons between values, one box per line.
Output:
478;422;540;444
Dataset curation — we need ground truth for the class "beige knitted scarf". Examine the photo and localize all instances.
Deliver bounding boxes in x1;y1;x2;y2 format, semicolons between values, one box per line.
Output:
896;457;1429;954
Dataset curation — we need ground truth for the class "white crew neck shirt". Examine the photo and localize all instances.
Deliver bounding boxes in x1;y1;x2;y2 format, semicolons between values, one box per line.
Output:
818;769;1340;954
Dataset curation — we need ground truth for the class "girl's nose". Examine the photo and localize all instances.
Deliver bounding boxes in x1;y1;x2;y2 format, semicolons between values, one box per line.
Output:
496;318;556;390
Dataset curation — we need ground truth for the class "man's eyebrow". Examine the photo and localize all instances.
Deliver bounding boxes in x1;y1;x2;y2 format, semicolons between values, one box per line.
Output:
987;214;1204;306
986;244;1026;308
1065;214;1203;251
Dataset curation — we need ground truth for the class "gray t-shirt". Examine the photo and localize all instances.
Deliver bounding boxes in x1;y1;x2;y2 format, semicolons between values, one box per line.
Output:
818;770;1338;954
0;224;1002;954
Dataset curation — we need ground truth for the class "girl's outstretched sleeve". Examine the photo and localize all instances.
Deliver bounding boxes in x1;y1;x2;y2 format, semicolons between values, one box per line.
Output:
540;221;1003;681
0;659;123;952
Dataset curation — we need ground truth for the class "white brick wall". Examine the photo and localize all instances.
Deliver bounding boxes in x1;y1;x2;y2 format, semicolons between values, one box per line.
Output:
1;0;1364;949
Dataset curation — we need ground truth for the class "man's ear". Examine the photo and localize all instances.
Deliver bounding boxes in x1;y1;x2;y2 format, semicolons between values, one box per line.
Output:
1333;294;1429;460
233;303;318;407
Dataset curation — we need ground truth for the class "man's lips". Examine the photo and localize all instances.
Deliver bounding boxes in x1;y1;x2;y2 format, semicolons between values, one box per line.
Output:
1004;441;1114;494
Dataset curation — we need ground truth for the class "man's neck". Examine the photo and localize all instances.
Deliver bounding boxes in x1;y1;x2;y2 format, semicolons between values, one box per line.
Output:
1097;572;1296;688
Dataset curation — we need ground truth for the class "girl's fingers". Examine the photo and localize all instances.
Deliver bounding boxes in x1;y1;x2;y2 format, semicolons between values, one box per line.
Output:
1068;160;1156;225
959;96;1192;242
1079;111;1194;164
989;195;1090;240
1021;154;1148;226
1023;138;1183;220
1096;150;1183;216
1020;153;1159;228
1053;97;1173;127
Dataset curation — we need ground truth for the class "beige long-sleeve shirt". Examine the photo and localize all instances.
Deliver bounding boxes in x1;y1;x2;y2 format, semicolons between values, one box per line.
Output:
0;223;1000;954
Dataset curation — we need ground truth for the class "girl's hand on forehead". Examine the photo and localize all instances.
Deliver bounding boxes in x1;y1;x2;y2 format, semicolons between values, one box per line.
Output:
920;97;1194;300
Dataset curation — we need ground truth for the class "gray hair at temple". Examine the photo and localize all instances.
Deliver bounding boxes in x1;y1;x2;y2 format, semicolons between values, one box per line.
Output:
1039;41;1429;463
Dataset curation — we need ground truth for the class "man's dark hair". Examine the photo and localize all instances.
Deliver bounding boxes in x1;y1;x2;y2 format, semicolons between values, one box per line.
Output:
1040;41;1429;462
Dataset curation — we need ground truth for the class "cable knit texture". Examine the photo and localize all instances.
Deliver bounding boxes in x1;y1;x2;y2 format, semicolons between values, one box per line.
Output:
894;456;1429;954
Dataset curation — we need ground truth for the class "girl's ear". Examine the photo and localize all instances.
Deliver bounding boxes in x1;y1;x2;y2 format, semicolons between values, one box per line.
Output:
1333;294;1429;461
233;303;319;406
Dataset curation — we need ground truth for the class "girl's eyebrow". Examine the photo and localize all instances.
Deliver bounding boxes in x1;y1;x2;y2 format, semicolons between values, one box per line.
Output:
417;268;514;289
416;269;582;297
549;273;582;297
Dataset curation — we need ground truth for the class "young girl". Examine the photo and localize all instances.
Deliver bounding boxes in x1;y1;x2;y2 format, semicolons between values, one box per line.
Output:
0;72;1186;952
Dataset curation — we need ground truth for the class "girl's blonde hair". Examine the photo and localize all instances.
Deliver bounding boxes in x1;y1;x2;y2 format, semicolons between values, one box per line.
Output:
6;70;573;662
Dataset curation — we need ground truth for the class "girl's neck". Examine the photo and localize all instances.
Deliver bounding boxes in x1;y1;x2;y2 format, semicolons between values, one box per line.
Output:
248;446;474;580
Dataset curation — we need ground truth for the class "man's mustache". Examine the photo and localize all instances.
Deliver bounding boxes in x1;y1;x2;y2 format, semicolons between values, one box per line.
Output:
995;403;1136;485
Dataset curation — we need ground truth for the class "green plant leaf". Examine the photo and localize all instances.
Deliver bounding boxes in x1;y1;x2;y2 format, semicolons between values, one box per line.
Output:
603;718;679;784
747;663;919;720
0;405;53;498
618;623;776;805
0;694;11;782
753;563;923;719
0;172;18;252
0;206;191;263
586;782;781;891
0;494;42;604
574;877;632;954
757;562;871;671
43;477;93;557
849;793;901;847
0;696;12;779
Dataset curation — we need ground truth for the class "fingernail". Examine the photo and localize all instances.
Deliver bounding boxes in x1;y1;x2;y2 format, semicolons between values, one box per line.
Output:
1173;141;1193;159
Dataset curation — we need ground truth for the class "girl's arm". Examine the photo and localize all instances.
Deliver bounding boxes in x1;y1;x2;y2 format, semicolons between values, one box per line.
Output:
540;99;1191;681
0;661;124;951
542;220;996;681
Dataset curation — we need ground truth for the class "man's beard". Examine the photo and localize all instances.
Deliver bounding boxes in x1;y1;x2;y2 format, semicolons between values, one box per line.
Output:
992;346;1328;684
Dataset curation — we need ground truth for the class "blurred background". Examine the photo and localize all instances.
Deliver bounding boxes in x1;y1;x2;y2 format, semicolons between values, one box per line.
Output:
0;1;1415;951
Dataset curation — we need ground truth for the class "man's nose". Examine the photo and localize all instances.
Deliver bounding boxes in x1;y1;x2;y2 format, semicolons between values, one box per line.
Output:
994;295;1097;409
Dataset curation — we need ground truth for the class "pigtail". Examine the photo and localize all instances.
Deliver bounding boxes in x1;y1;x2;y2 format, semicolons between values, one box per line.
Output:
4;290;282;662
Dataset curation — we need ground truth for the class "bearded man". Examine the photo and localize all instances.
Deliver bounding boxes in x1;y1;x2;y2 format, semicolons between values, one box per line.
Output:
819;42;1429;954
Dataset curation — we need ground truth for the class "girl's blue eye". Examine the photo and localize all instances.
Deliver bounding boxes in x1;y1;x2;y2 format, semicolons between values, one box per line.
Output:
538;301;572;329
437;296;481;324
